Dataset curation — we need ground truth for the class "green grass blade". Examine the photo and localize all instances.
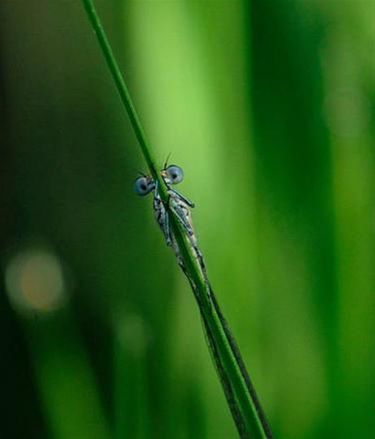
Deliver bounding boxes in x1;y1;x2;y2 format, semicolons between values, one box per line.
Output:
81;0;158;183
209;288;273;438
81;1;271;437
201;313;247;438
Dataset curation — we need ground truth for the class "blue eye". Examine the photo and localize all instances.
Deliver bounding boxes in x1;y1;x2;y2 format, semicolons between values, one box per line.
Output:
134;177;154;196
165;165;184;184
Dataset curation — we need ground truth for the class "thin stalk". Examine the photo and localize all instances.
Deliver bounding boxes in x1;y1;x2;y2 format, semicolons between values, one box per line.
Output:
170;220;267;438
81;0;160;186
81;1;271;437
201;313;247;438
210;288;273;438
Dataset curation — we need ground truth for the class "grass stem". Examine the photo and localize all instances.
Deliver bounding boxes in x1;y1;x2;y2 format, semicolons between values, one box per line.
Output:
81;1;272;437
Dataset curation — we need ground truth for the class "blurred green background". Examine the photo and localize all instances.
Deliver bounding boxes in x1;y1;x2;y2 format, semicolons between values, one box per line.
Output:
1;1;374;438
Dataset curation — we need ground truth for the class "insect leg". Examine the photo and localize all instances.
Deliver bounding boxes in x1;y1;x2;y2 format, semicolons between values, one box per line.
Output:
168;188;195;208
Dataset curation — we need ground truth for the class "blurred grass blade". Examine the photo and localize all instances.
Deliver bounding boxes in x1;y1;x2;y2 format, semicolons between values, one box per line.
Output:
81;1;271;437
26;314;111;439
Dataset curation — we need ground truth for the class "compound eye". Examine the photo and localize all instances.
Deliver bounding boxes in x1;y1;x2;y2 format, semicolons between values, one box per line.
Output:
134;177;154;196
165;165;184;184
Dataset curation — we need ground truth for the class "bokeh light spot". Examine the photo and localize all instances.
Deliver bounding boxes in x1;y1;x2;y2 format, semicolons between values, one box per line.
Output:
5;248;68;316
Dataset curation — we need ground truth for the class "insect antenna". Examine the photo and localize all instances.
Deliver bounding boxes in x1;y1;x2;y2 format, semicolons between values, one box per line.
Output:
163;152;172;170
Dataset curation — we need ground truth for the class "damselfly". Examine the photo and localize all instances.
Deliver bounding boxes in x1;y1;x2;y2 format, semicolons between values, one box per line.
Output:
134;163;208;292
134;163;273;439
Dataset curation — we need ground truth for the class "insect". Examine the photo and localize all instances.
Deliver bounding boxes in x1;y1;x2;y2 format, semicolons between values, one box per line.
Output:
134;163;207;289
134;163;273;438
